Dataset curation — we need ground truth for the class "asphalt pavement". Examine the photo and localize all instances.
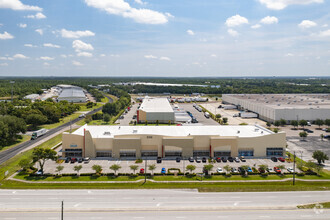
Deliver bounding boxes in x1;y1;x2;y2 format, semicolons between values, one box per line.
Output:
0;95;113;165
0;190;329;219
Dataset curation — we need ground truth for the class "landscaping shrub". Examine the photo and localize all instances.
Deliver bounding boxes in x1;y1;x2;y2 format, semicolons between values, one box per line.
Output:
168;168;181;173
260;173;268;177
135;159;143;164
80;173;95;176
297;173;305;177
225;173;232;177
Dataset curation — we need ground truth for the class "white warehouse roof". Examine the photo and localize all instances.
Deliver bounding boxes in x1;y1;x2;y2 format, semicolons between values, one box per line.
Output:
73;124;274;138
139;97;174;113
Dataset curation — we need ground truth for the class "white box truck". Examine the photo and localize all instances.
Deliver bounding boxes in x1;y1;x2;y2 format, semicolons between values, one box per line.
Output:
239;112;258;118
31;128;47;140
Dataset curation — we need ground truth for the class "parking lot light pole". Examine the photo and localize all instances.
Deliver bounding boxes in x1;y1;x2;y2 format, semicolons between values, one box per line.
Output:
144;158;147;184
293;151;296;186
183;157;185;176
61;201;64;220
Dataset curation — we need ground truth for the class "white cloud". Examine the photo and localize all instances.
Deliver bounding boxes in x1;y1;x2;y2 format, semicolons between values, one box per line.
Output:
60;54;67;58
210;54;217;58
251;24;261;29
258;0;324;10
24;44;37;47
298;20;317;28
134;0;146;5
26;12;46;19
100;54;106;57
159;56;170;61
0;57;7;60
18;23;27;28
60;29;95;39
260;16;278;24
0;63;8;66
319;29;330;37
165;12;174;18
0;31;14;40
110;54;120;57
227;29;239;37
72;61;83;66
77;52;93;57
35;29;43;35
72;40;94;52
40;56;54;61
187;30;195;36
43;62;50;66
0;0;42;11
84;0;168;24
322;24;328;28
285;53;294;57
144;55;157;59
43;43;61;48
225;14;248;27
13;54;29;59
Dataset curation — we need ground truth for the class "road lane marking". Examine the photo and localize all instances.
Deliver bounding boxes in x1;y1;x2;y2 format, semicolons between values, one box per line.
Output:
74;203;81;207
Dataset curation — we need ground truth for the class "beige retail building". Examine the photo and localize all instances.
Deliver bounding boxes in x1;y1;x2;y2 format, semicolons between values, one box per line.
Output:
62;124;286;159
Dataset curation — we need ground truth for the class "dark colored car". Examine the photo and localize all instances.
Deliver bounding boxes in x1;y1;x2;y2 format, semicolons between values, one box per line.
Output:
157;157;162;164
188;157;194;162
278;157;285;162
176;157;181;163
271;157;278;162
228;157;234;162
202;157;207;163
240;156;246;162
78;158;83;163
221;157;227;162
304;129;314;133
65;157;71;163
70;158;76;163
216;157;221;162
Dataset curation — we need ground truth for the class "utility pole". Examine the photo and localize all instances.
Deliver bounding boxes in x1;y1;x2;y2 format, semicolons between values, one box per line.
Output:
144;158;147;184
10;81;15;102
183;157;185;176
293;151;296;186
61;201;64;220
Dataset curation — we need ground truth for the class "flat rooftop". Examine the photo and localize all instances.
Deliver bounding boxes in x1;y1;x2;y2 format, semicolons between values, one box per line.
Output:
72;124;275;138
139;97;174;113
223;94;330;109
58;88;85;98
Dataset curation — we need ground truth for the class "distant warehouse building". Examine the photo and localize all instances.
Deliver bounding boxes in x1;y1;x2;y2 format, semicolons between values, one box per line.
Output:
137;97;175;124
57;85;87;103
222;94;330;123
62;124;286;159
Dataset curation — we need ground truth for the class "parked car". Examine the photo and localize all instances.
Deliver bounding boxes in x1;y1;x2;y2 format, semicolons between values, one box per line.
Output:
176;157;181;163
140;168;145;174
228;157;234;162
287;167;294;173
202;157;207;163
217;167;223;173
231;168;239;173
267;168;273;172
78;158;83;163
161;168;166;174
188;157;194;162
65;157;71;163
216;157;221;163
240;156;246;162
35;169;43;175
247;167;253;173
83;157;90;163
278;157;285;162
324;135;330;139
221;157;227;162
271;157;278;162
304;129;314;133
70;158;77;163
195;157;201;163
258;168;266;173
157;157;162;164
274;167;281;174
234;157;240;163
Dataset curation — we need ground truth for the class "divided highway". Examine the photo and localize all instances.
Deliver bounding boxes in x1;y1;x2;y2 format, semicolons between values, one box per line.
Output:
0;95;113;165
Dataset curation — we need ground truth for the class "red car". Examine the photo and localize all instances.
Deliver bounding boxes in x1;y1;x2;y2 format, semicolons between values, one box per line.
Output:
274;167;281;174
140;168;144;174
278;157;285;162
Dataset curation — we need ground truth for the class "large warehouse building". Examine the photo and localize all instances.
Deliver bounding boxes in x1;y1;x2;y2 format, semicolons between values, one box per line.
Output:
222;94;330;123
62;124;286;159
137;97;175;123
57;85;87;103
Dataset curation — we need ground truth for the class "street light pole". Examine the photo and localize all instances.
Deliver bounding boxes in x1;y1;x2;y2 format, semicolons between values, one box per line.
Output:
293;151;296;186
144;157;147;184
61;201;64;220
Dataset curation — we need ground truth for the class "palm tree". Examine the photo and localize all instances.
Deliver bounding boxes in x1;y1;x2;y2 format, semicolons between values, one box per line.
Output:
110;164;121;175
73;165;82;176
92;165;102;175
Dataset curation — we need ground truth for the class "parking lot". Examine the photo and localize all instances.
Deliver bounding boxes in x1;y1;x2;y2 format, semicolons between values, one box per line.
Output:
178;103;219;126
42;157;295;175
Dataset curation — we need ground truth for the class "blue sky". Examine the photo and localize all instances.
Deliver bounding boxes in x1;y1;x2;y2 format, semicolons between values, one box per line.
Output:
0;0;329;77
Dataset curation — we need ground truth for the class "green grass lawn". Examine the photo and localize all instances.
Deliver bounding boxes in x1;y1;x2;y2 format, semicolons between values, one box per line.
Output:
0;135;30;153
1;179;330;191
298;202;330;209
41;113;81;130
0;133;63;181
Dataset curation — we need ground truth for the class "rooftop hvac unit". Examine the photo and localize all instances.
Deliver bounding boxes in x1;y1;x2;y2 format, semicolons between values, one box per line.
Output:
104;132;111;135
237;130;240;134
133;129;138;133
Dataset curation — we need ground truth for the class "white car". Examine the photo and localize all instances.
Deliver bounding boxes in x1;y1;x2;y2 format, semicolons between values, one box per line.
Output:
217;167;223;173
287;168;294;173
234;157;240;162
